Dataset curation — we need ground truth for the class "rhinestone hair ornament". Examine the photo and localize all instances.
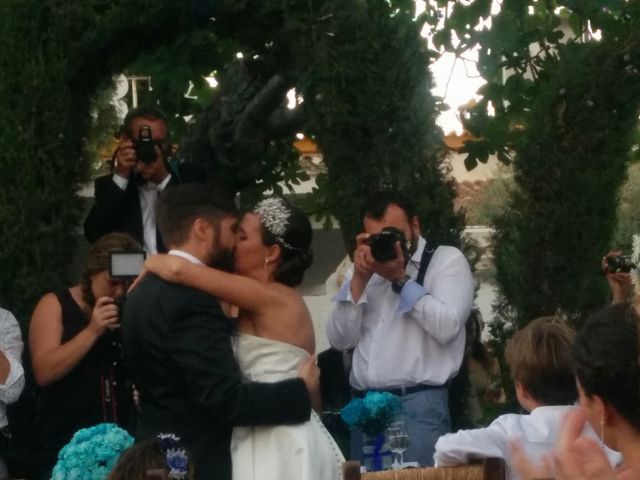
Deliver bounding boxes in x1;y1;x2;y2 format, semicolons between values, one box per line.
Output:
253;197;296;250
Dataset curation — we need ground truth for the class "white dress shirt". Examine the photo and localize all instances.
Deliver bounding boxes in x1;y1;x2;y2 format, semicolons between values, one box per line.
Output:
0;308;25;428
326;236;474;390
113;173;172;254
434;405;622;480
168;249;205;266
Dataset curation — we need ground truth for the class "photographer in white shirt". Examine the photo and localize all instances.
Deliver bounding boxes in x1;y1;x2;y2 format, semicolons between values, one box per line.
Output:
0;308;25;480
326;191;474;467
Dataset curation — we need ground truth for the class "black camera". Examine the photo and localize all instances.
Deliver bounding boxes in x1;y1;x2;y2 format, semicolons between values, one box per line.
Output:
605;254;637;274
134;125;158;165
366;227;410;263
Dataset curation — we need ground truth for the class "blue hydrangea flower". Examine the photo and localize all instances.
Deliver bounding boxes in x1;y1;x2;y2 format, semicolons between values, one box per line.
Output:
51;423;134;480
340;397;365;425
340;391;402;436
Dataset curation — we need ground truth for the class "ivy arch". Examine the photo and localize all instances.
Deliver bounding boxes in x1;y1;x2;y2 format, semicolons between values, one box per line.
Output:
0;0;458;320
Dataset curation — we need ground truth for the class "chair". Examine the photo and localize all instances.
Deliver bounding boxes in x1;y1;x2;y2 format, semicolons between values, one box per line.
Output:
342;458;505;480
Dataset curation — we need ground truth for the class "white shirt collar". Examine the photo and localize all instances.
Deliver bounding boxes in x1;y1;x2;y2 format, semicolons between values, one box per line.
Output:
140;173;172;192
168;249;205;266
158;173;172;191
411;235;427;262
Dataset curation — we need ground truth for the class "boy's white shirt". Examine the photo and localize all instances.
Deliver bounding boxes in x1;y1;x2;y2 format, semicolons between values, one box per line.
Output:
434;405;622;480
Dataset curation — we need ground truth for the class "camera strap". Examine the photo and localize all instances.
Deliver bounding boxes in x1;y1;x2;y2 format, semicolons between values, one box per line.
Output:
416;240;437;286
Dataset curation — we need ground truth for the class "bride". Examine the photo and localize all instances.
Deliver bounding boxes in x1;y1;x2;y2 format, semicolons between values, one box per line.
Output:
144;197;344;480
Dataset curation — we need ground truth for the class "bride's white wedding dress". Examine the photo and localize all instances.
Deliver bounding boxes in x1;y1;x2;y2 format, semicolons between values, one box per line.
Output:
231;334;345;480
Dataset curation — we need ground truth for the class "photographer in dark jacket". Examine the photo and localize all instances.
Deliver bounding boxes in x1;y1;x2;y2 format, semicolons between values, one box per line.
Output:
84;106;180;254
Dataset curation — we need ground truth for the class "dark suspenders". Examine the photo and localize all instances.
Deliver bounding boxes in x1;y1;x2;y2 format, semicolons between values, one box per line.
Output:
416;240;437;286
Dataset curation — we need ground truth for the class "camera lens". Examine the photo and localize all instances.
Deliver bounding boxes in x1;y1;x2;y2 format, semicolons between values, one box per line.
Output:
370;236;397;262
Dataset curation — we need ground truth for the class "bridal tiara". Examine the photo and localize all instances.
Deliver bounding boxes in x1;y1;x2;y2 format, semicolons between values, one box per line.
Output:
253;197;295;250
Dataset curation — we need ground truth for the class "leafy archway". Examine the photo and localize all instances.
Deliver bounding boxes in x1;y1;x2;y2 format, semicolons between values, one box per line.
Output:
0;0;456;320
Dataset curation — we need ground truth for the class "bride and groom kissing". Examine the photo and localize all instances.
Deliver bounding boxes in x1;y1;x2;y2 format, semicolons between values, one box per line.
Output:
122;184;344;480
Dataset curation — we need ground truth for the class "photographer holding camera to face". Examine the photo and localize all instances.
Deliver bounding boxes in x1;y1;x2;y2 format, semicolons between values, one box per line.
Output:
84;106;182;255
326;191;474;468
29;233;141;479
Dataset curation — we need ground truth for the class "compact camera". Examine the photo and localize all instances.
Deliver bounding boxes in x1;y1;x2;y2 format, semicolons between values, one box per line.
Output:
134;125;158;165
605;254;637;274
366;227;410;263
109;251;146;311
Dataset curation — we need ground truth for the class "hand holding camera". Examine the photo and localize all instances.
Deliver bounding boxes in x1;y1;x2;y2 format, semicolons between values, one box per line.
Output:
114;138;138;178
602;251;636;304
353;227;408;284
366;227;410;263
88;296;120;337
114;125;160;178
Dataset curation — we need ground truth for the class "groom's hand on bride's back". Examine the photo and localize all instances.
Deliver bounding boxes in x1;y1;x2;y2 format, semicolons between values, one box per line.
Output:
298;355;321;410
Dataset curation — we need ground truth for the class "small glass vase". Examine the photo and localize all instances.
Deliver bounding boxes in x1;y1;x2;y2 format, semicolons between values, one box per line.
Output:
362;433;393;471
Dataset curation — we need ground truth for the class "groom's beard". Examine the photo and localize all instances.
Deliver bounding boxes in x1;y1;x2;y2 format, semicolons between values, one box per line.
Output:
209;247;235;272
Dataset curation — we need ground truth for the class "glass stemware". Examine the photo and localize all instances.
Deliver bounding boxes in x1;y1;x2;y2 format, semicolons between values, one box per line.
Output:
386;421;410;470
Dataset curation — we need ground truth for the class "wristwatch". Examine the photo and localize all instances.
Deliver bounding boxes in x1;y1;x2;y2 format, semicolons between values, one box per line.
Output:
391;275;411;294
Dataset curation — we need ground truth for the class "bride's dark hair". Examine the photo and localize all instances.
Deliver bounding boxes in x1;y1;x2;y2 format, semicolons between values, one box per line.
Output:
255;198;313;287
573;303;640;431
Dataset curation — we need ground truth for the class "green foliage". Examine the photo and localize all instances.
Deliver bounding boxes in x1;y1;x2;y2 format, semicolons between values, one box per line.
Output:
469;159;640;319
613;164;640;251
463;173;515;226
0;0;191;320
493;28;640;329
430;0;640;340
0;0;90;320
297;0;461;249
0;0;462;323
435;0;639;170
128;29;241;140
122;0;461;248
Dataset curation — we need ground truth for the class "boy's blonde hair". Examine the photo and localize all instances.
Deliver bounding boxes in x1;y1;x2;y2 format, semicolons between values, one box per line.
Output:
505;316;577;405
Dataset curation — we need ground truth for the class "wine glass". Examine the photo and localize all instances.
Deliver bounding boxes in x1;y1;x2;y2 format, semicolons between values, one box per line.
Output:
386;421;410;469
385;424;401;469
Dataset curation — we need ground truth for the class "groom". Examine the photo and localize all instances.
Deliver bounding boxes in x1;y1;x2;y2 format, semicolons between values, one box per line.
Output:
122;184;316;480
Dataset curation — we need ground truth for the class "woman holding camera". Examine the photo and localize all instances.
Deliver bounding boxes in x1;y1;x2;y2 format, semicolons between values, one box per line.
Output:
29;233;140;479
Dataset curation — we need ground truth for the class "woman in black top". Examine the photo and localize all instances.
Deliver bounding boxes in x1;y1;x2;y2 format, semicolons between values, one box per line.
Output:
29;233;140;479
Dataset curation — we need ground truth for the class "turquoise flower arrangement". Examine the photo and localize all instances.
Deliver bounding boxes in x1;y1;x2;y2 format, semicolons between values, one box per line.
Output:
341;391;402;471
340;391;401;436
51;423;134;480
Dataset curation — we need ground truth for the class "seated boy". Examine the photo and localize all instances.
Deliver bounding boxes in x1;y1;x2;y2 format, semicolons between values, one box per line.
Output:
433;316;621;480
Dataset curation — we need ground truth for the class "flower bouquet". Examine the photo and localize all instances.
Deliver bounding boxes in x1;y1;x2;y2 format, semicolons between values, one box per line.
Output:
341;391;401;471
51;423;134;480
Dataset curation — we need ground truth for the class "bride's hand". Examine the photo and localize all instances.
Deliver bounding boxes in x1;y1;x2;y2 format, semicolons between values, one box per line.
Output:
144;254;189;283
298;355;321;412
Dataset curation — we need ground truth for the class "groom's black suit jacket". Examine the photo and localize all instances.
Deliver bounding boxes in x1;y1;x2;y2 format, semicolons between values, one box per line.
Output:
122;273;311;480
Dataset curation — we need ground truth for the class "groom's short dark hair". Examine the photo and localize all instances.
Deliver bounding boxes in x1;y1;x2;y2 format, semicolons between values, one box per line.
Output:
157;184;236;247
